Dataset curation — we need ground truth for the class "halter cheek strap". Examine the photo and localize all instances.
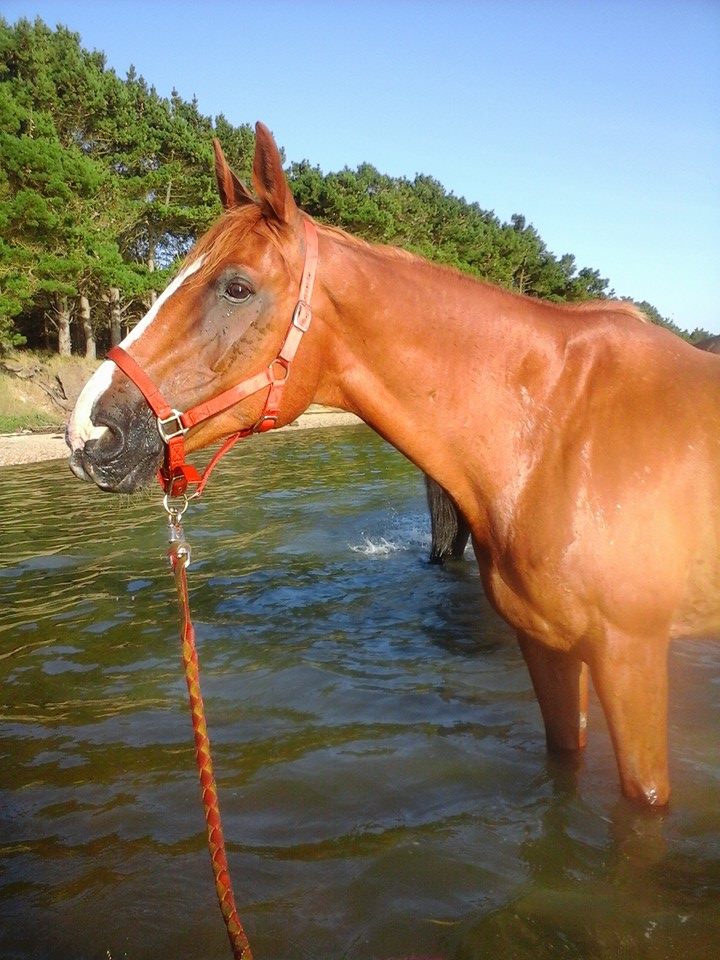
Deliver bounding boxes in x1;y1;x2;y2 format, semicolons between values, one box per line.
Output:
107;218;319;499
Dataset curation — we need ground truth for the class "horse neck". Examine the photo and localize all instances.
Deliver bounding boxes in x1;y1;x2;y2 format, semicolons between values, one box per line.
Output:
313;232;563;530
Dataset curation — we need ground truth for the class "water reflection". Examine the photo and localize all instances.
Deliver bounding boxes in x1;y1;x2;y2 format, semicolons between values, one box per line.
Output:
0;426;718;960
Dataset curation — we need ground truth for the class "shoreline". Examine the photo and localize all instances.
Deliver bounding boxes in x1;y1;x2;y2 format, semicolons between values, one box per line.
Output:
0;406;363;467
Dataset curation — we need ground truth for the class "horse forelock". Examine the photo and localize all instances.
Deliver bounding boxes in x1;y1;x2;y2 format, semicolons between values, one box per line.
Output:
182;205;298;289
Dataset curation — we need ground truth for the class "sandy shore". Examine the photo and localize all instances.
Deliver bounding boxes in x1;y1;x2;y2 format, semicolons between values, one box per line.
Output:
0;406;363;467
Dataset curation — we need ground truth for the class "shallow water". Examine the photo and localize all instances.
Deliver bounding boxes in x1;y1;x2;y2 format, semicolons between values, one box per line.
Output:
0;425;718;960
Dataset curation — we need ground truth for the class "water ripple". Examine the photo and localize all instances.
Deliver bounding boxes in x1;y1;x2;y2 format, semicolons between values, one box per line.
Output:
1;430;719;960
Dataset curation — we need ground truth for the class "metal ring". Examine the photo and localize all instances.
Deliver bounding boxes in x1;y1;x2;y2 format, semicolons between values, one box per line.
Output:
269;359;290;385
163;492;189;520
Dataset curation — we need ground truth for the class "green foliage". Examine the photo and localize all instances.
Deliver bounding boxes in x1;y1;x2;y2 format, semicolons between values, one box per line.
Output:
0;15;696;354
0;16;254;352
288;162;611;301
0;408;55;432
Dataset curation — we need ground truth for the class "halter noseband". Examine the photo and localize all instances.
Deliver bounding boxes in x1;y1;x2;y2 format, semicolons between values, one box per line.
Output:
107;218;319;499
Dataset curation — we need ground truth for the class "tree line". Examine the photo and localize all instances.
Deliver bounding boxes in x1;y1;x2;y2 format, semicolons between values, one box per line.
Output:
0;17;709;357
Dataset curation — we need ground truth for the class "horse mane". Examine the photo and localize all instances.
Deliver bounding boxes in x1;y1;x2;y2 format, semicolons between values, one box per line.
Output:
183;207;649;329
565;299;649;324
316;221;649;326
318;222;419;263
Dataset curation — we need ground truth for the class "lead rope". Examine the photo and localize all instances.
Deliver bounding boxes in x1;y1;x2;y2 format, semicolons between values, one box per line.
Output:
114;220;319;955
166;498;253;960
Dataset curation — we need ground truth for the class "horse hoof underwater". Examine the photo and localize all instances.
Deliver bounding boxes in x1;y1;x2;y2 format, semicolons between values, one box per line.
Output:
67;122;720;808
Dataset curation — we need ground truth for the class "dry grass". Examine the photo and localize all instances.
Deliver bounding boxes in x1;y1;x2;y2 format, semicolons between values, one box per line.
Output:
0;350;98;432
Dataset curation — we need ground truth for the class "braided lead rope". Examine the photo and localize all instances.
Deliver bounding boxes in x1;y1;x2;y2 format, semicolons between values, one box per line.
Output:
169;516;253;960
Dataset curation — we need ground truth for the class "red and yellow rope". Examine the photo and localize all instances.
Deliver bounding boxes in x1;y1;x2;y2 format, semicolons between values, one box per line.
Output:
172;545;253;960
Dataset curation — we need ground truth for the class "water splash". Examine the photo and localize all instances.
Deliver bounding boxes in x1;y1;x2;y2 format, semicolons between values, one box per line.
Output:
350;535;401;556
349;511;430;555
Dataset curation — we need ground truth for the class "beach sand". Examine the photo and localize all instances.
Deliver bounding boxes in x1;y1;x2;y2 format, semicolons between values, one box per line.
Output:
0;406;363;467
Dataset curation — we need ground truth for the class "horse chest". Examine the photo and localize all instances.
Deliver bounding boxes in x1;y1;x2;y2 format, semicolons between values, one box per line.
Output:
478;551;588;651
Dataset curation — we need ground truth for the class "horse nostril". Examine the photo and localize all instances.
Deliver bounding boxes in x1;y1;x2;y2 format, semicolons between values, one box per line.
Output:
83;418;125;463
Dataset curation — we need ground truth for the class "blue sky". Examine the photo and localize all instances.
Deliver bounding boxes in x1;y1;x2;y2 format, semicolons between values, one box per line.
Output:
5;0;720;333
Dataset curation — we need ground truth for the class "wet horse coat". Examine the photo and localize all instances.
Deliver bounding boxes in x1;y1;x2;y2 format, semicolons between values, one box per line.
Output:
425;334;720;562
68;123;720;806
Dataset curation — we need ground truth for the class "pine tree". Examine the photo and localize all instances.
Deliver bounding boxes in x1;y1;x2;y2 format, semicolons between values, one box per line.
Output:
0;16;696;353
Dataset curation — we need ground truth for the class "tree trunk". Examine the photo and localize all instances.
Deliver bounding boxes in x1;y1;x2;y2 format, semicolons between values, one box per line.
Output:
79;294;96;360
147;243;156;274
109;287;122;346
56;295;72;356
148;244;157;305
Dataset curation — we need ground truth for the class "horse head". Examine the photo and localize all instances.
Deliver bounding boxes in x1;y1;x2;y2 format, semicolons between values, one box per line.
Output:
67;123;325;493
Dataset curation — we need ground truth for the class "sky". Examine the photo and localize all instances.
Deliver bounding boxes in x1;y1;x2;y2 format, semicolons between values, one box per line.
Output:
4;0;720;333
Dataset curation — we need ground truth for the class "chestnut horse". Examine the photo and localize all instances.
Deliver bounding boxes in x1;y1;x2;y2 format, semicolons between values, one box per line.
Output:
68;123;720;807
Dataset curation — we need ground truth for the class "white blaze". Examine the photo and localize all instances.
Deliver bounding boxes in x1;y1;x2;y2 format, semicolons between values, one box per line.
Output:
67;258;204;451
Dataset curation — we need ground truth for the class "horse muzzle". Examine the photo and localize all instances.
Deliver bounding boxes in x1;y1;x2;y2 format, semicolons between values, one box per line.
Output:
66;405;163;493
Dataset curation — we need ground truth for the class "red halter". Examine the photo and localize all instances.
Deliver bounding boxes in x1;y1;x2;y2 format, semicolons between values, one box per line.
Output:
108;218;319;499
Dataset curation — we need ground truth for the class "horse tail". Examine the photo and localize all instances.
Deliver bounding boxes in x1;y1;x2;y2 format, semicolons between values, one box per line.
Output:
425;475;471;563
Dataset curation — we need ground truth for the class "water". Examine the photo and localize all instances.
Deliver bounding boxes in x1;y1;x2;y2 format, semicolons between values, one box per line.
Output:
0;425;718;960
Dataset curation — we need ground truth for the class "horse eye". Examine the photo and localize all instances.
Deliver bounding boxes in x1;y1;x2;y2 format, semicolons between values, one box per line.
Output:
223;279;253;303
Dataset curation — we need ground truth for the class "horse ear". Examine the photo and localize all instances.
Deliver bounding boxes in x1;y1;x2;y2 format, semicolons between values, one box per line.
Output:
252;122;298;224
213;138;255;210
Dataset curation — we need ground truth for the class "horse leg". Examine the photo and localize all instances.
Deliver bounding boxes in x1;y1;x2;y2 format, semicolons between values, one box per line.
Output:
518;632;589;752
588;631;670;806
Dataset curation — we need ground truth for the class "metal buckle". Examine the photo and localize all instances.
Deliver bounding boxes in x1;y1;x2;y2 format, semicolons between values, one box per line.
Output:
255;414;279;433
157;409;188;442
291;300;312;332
